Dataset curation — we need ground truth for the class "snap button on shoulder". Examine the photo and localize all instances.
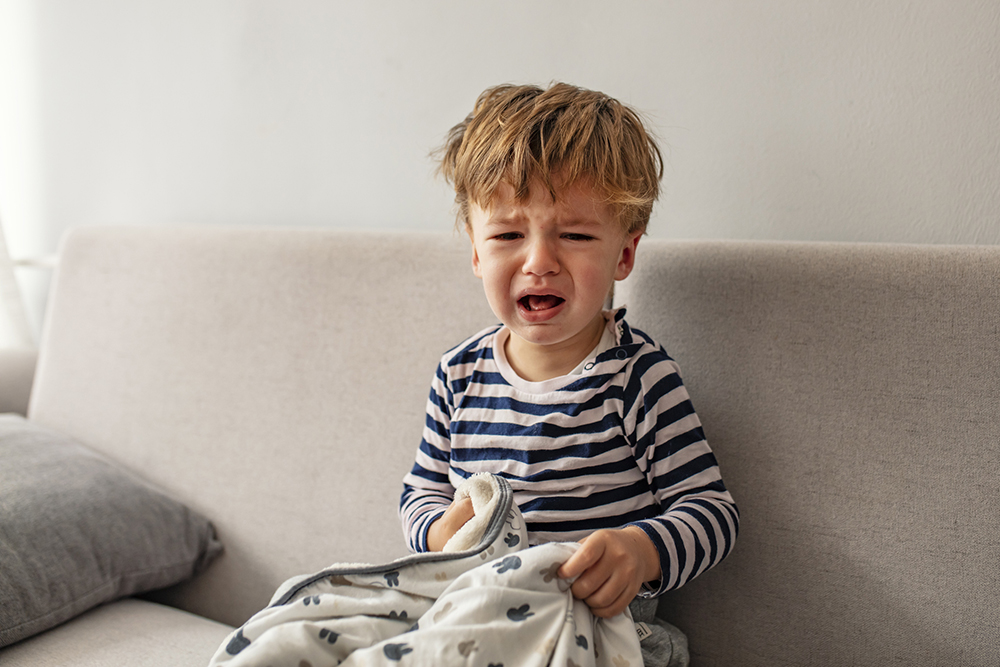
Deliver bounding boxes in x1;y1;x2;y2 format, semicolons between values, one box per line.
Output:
615;349;628;360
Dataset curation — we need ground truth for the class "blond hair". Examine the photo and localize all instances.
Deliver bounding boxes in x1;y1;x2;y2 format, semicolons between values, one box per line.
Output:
437;82;663;234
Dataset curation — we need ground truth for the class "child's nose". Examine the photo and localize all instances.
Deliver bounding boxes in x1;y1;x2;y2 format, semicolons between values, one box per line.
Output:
521;238;560;275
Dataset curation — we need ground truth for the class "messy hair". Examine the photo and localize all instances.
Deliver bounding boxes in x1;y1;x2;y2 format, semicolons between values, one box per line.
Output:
437;82;664;235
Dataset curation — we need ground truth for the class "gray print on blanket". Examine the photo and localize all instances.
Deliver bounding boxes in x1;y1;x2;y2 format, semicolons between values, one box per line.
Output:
208;473;645;667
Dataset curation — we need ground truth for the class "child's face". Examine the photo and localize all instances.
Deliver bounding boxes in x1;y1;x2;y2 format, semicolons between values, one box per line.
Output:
467;176;641;371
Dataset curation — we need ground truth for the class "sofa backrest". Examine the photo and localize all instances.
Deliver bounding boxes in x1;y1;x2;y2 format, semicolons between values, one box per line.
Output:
30;226;497;628
615;240;999;667
31;229;999;665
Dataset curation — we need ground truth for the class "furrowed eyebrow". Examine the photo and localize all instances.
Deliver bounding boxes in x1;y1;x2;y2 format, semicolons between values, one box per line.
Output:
561;218;604;228
484;214;603;228
482;213;522;228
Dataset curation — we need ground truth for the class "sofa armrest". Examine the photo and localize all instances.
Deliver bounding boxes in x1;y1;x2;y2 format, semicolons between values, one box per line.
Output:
0;348;37;415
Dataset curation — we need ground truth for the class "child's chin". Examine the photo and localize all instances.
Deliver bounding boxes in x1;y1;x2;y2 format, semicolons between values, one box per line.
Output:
508;326;570;349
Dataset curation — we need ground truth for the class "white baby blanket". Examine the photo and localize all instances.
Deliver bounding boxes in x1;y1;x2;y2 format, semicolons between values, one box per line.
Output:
209;473;643;666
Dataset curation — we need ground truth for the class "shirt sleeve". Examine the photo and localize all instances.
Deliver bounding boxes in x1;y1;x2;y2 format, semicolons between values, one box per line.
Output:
399;361;457;552
623;351;740;596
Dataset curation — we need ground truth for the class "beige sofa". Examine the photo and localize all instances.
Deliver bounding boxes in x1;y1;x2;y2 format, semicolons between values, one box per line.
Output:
0;226;996;666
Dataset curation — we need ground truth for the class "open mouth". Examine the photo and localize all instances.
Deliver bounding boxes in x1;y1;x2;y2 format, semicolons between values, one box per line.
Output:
519;295;565;312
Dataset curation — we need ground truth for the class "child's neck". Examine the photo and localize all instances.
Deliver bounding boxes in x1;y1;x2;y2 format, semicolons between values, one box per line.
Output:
504;318;606;382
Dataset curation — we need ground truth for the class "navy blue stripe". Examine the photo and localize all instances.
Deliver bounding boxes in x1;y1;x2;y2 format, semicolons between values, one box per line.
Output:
432;365;458;408
449;433;628;465
639;400;698;458
658;478;729;511
400;484;451;503
649;427;706;464
688;498;737;561
518;478;652;513
623;351;676;450
444;327;498;365
417;435;449;461
428;385;451;417
628;326;673;361
638;523;669;589
461;389;618;418
424;414;451;442
450;375;469;396
635;402;700;462
451;411;622;439
405;463;450;485
721;500;741;540
561;372;621;392
653;453;721;495
454;456;639;485
467;370;507;387
676;505;715;568
646;369;685;402
625;345;666;397
660;519;686;589
705;499;740;553
528;505;661;533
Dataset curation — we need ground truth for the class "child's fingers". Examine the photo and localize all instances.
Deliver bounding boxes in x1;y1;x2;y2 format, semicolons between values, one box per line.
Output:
449;496;475;524
567;551;636;617
569;547;624;602
426;496;476;551
586;583;637;619
558;529;651;617
556;534;603;581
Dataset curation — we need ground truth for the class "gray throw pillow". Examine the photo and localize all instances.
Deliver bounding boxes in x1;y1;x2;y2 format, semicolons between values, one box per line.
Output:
0;414;223;647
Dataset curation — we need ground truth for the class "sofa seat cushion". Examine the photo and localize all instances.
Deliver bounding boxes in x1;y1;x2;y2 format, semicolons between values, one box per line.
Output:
1;599;233;666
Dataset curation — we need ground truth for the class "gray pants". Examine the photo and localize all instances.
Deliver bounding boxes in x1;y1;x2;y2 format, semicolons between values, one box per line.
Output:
628;598;690;667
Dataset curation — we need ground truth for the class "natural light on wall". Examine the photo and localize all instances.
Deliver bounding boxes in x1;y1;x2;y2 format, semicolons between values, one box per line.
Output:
0;0;47;344
0;222;33;348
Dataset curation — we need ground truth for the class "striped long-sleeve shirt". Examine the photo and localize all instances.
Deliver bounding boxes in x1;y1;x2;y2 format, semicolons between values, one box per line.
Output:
400;309;738;596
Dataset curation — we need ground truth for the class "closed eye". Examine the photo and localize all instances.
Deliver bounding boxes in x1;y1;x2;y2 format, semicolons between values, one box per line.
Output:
563;233;595;241
492;232;523;241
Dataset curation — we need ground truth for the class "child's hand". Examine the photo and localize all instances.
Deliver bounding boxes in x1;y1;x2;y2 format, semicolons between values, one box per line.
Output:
426;496;475;552
557;526;661;618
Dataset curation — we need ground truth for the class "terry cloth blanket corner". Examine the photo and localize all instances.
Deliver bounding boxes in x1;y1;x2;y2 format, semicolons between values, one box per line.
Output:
209;473;643;667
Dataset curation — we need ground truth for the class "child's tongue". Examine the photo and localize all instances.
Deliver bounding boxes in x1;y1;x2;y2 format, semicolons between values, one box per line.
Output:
525;295;562;311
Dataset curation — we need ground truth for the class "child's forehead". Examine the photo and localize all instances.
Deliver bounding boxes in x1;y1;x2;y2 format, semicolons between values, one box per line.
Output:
474;175;614;219
475;185;614;227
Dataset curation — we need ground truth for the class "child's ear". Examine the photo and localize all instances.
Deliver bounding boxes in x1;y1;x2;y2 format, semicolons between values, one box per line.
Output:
469;234;483;279
614;232;642;281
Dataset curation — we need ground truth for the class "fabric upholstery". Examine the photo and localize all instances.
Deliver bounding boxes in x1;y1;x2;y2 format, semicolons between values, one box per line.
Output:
1;599;232;666
0;414;222;647
0;348;36;415
20;228;999;665
29;227;497;629
615;240;1000;667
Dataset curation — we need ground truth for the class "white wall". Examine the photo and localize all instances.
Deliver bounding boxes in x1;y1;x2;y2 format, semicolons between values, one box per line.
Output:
2;0;999;333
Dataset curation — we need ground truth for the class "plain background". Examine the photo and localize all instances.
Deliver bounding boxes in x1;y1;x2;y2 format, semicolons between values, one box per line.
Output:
1;0;998;336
